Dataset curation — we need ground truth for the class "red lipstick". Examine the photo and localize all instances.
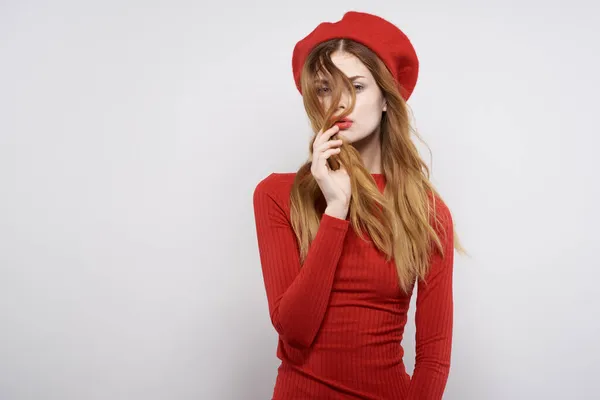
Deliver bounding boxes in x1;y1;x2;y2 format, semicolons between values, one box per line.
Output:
334;118;353;130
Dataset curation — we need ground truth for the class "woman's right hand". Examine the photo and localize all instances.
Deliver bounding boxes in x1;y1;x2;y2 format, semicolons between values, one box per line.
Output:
310;125;351;215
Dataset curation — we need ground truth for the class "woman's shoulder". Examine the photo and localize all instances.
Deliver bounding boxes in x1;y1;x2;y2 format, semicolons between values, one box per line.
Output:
253;172;297;205
254;171;296;191
427;191;451;216
426;190;453;237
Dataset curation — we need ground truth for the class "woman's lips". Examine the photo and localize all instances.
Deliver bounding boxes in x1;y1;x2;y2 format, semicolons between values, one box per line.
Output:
335;120;353;129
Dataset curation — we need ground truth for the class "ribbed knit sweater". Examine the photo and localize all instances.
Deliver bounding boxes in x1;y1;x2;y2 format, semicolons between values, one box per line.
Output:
252;172;454;400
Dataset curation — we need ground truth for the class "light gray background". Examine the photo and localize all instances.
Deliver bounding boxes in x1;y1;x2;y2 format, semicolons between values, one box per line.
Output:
1;1;599;399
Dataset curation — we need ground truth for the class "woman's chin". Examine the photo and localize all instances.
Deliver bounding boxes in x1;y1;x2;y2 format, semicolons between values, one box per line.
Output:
338;131;354;142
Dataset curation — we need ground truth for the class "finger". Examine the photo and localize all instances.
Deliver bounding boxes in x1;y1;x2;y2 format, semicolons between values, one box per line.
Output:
313;125;340;149
323;125;340;140
316;139;343;152
315;129;323;140
319;148;341;161
314;127;327;141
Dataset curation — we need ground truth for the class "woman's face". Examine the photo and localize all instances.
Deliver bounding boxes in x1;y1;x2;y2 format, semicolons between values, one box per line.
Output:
316;51;387;143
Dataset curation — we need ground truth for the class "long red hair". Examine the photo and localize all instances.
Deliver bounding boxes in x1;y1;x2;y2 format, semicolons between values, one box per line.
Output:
289;38;465;293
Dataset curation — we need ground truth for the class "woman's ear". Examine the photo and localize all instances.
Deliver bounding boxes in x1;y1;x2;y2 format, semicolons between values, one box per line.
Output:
382;99;387;112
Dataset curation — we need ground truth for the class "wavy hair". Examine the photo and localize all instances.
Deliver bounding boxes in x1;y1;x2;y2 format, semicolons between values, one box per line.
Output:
290;38;465;294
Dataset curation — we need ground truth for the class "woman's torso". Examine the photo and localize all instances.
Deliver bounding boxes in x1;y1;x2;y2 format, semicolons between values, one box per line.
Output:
271;173;414;399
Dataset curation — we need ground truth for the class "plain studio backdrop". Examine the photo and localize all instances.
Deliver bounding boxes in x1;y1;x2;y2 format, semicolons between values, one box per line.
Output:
1;1;599;399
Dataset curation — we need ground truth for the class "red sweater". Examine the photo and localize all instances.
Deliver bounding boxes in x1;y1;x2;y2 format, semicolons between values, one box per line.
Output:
252;172;454;400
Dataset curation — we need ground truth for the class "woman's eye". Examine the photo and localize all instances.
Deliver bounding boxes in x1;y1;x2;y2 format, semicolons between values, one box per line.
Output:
316;85;362;95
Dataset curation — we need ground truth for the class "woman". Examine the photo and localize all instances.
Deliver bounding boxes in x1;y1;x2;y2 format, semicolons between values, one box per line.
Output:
253;11;464;400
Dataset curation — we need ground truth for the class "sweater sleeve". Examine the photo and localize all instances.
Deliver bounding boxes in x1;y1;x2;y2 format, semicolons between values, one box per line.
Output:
252;179;350;349
407;199;455;399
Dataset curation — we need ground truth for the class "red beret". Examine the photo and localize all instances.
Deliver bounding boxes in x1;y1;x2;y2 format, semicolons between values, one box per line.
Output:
292;11;419;101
